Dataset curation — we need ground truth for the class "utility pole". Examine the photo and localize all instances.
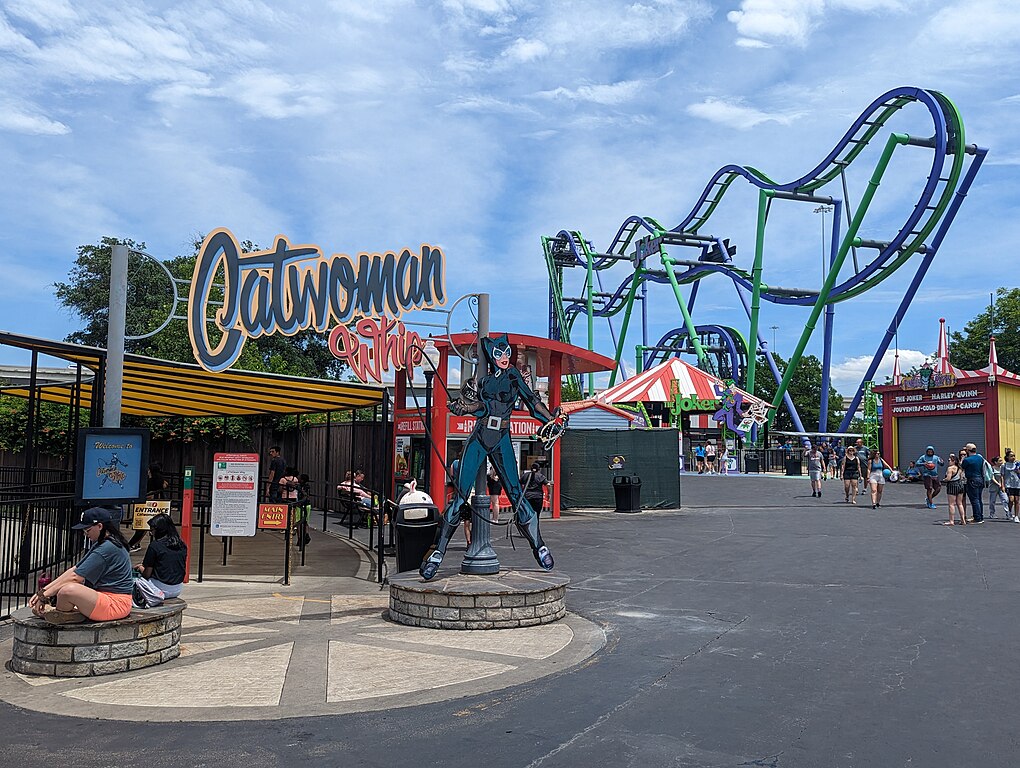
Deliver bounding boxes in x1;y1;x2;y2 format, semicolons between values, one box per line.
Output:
104;244;128;427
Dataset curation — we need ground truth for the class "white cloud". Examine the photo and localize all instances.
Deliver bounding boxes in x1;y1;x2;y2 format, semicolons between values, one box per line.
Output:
502;37;549;63
727;0;910;47
226;70;333;119
686;97;799;129
0;101;69;135
921;0;1020;48
830;348;929;393
536;79;647;106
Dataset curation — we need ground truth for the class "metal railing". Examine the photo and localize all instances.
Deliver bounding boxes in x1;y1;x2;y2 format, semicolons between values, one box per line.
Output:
0;493;79;619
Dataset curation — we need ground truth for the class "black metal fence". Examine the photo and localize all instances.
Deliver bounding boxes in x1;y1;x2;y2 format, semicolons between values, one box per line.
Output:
0;492;79;619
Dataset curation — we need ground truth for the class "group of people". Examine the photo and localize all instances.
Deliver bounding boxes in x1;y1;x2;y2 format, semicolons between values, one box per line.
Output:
806;438;894;508
30;502;187;625
914;444;1020;525
692;441;728;474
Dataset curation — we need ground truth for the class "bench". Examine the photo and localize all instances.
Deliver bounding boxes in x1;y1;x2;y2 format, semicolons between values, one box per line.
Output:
10;599;185;677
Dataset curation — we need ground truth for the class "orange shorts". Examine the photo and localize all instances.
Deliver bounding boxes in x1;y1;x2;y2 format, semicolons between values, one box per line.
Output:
87;591;133;621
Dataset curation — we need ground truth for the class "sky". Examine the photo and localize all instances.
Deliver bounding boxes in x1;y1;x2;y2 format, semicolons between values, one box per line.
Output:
0;0;1017;396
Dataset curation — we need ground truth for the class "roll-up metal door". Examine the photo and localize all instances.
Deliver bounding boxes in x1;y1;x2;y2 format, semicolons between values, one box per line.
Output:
897;415;986;470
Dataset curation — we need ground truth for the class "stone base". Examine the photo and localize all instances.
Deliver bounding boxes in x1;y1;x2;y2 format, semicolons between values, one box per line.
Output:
10;599;185;677
388;569;568;629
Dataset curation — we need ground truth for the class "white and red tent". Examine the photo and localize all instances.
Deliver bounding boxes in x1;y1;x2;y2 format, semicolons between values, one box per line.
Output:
932;318;1020;383
596;357;767;407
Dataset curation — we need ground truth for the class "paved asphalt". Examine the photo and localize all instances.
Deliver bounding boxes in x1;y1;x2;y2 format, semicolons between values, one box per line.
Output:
5;474;1019;767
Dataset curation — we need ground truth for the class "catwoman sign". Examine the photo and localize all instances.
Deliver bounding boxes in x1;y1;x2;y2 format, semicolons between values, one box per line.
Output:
188;228;446;373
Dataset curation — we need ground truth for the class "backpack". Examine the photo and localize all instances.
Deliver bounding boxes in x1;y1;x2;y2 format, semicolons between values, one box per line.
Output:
133;577;166;608
983;460;994;484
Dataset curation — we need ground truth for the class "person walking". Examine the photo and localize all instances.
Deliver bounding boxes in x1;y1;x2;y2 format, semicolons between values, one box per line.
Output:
719;444;729;476
943;454;967;526
987;456;1008;519
960;443;987;523
820;443;831;481
841;447;863;504
1001;449;1020;523
917;446;944;509
807;444;824;498
852;440;869;495
694;444;706;474
868;449;893;509
266;446;286;502
705;441;717;474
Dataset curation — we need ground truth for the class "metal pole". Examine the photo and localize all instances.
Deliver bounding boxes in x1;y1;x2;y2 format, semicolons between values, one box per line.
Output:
819;202;841;431
461;293;499;575
423;371;434;495
746;190;771;395
104;243;128;427
323;411;331;532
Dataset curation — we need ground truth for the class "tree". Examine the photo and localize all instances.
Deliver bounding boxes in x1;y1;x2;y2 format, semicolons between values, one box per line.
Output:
752;353;842;433
948;287;1020;372
54;236;345;380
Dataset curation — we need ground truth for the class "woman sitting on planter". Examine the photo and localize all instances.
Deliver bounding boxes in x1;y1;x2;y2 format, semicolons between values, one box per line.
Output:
134;513;187;599
28;508;134;624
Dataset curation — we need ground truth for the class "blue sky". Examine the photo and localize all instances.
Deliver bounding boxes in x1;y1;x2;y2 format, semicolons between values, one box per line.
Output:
0;0;1017;394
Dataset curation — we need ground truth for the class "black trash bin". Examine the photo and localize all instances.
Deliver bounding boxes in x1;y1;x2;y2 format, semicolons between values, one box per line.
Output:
394;503;440;573
784;454;803;476
744;452;760;473
613;475;642;513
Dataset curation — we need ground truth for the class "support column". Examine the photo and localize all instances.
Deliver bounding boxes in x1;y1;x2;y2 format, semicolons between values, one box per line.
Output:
549;352;563;519
104;243;128;427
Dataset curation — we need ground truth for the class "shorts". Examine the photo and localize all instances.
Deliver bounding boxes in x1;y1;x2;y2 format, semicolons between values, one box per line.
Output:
842;472;860;481
458;504;472;522
87;591;133;621
809;470;822;482
869;471;885;485
923;476;941;492
1008;488;1020;498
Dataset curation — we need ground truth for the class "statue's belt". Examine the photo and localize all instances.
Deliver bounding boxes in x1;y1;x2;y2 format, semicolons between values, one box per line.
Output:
484;416;509;430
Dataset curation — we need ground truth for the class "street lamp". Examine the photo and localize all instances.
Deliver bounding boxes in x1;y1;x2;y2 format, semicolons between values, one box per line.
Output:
813;204;834;278
770;325;779;353
421;338;441;496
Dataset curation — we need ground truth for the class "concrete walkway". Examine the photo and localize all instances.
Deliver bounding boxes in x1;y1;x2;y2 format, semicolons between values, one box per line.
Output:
0;529;603;722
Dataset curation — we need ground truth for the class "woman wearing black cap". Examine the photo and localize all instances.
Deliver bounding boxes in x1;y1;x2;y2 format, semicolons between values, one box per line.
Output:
28;508;134;623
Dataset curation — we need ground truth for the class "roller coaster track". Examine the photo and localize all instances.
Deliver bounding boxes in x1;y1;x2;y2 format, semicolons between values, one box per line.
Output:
545;86;986;433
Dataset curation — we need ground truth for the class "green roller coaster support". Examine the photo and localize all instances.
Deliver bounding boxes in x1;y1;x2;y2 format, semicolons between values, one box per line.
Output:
661;250;708;369
862;381;879;452
768;132;910;425
745;189;772;397
609;267;643;387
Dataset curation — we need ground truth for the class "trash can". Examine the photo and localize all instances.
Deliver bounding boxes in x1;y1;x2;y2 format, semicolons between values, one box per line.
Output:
394;502;440;573
744;452;760;473
613;475;642;513
784;454;803;476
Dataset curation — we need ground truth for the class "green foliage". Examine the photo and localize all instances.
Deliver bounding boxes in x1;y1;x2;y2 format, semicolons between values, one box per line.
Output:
53;235;346;380
0;395;87;455
752;353;842;433
561;377;583;403
948;287;1020;372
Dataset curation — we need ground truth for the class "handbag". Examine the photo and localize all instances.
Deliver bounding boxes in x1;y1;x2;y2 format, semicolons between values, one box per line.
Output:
132;576;166;608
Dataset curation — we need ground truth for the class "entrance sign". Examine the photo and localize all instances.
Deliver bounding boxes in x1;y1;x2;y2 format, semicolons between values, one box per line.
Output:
131;499;171;530
188;228;446;373
257;503;289;530
75;427;150;505
211;452;260;537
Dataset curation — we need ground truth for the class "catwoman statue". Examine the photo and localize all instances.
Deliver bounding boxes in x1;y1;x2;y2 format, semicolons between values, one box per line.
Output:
419;334;567;581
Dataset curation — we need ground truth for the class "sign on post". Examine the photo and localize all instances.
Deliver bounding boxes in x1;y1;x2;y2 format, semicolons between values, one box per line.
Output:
258;503;289;530
131;499;171;530
74;427;150;505
211;452;259;537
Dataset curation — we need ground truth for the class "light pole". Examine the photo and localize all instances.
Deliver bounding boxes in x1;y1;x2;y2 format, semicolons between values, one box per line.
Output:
421;338;441;496
770;325;779;354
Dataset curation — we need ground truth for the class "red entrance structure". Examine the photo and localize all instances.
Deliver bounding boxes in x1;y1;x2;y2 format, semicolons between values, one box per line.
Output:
392;333;616;518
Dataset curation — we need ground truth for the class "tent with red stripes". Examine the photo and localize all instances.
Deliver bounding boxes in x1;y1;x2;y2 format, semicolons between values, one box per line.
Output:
596;357;767;408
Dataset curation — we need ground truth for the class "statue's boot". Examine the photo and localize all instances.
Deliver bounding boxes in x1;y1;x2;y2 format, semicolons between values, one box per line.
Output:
515;512;554;571
419;516;460;581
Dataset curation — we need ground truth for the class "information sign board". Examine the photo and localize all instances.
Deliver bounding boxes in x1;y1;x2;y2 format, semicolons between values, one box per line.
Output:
131;499;172;530
211;452;259;537
75;427;150;505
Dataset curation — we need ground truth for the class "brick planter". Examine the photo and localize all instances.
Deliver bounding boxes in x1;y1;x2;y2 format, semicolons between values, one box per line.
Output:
389;570;568;630
10;599;185;677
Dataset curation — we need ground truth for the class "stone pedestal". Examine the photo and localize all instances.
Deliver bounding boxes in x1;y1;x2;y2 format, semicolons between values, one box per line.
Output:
10;600;185;677
389;570;567;630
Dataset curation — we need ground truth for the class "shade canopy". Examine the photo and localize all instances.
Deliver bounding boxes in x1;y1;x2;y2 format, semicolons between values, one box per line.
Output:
0;331;384;417
597;357;766;407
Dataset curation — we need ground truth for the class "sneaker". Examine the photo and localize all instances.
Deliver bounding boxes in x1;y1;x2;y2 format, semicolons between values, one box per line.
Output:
535;545;554;571
129;544;141;552
1013;515;1019;523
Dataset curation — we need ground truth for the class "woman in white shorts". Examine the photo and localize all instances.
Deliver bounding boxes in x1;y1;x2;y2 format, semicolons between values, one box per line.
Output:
868;449;893;509
807;445;824;498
